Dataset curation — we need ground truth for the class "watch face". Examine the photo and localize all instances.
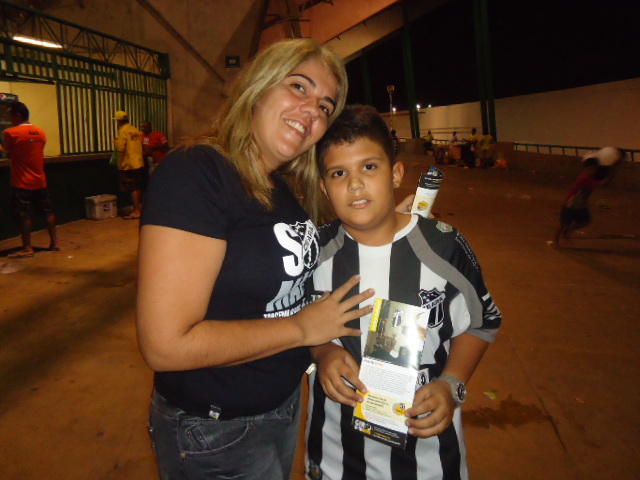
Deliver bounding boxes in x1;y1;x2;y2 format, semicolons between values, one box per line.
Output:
456;383;467;402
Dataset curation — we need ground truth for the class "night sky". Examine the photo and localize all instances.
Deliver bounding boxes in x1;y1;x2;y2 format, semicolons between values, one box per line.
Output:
345;0;640;112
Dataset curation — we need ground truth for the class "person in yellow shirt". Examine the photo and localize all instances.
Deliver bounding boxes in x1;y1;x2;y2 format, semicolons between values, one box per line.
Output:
114;110;145;219
468;127;479;165
423;130;434;155
479;130;495;168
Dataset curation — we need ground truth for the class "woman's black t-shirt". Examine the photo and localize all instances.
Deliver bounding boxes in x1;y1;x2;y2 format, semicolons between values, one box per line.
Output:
141;145;316;417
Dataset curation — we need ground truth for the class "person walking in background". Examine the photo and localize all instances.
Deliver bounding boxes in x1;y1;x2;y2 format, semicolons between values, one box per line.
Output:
114;111;145;219
141;120;169;174
553;157;607;248
4;101;59;258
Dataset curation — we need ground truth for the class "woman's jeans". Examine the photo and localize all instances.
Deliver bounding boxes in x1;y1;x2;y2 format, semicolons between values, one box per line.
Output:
148;385;302;480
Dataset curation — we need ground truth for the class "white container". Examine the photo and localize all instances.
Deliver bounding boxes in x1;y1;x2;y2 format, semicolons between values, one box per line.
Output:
411;166;444;218
85;194;117;220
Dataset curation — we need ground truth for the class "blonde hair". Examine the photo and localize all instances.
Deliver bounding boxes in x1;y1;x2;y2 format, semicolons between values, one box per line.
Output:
186;38;348;225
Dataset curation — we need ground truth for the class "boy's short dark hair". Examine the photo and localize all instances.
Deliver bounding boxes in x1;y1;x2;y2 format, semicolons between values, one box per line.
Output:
316;104;395;174
583;157;599;168
9;101;29;121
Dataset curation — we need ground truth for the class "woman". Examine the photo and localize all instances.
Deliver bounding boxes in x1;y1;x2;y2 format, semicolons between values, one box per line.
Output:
137;39;374;479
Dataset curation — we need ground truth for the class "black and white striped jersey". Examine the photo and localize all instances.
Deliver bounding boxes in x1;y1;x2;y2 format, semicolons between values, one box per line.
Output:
306;214;502;480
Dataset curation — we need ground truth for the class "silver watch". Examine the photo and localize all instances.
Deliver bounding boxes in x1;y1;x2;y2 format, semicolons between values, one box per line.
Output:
434;374;467;407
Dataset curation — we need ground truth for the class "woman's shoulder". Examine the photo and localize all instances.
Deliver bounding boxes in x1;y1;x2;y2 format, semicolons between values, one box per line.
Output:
165;144;226;165
160;145;238;180
316;219;342;246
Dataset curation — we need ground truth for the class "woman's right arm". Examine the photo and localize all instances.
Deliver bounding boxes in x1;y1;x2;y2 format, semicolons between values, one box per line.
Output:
136;224;373;372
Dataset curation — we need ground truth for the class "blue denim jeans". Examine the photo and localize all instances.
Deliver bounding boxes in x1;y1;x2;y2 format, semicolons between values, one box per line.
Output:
148;385;301;480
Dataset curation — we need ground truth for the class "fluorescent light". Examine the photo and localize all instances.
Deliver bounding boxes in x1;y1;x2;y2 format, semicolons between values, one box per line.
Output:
12;35;63;49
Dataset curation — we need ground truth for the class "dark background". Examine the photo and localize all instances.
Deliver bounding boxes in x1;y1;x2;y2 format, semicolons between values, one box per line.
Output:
345;0;640;112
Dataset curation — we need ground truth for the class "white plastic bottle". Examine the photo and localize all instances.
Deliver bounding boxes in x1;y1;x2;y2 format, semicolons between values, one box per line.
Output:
410;166;444;218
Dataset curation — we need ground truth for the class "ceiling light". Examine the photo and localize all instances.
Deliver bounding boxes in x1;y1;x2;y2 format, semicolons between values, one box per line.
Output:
12;35;63;49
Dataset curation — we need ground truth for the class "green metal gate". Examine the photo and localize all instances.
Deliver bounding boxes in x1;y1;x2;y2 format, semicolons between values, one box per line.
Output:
0;0;170;155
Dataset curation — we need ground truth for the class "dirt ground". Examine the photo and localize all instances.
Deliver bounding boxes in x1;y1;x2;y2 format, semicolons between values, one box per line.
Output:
1;153;639;479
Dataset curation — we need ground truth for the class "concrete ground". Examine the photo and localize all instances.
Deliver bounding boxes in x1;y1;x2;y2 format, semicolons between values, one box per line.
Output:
1;153;638;479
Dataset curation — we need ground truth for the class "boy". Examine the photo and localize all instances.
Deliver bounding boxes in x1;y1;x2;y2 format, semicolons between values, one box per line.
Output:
306;105;502;480
553;157;608;248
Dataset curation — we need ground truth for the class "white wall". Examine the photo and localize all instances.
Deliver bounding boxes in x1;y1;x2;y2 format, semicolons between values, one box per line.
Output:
387;77;640;151
496;78;640;149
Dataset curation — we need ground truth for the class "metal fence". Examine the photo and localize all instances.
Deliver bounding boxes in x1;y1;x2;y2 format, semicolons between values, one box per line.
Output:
0;0;169;155
514;143;639;163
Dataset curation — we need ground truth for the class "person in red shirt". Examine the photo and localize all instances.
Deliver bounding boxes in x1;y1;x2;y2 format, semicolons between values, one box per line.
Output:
553;156;607;248
3;102;59;258
141;120;169;174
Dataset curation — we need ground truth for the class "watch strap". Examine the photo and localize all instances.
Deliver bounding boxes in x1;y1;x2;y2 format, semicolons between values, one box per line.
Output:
433;374;466;407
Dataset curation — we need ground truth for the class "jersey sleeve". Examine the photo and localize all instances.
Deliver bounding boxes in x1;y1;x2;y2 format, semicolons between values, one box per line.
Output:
446;228;502;342
416;218;502;343
141;145;237;240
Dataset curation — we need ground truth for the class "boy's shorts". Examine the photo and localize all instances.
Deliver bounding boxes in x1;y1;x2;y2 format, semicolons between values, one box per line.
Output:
11;187;55;220
119;167;147;193
560;206;590;227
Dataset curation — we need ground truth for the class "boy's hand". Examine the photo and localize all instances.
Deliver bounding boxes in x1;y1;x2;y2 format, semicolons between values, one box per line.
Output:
404;380;455;438
312;343;367;407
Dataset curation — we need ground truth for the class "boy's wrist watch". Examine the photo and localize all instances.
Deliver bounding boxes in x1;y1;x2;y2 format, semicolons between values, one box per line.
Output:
434;374;467;407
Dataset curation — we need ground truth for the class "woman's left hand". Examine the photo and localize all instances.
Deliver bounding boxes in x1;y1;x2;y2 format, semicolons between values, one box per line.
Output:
395;194;414;213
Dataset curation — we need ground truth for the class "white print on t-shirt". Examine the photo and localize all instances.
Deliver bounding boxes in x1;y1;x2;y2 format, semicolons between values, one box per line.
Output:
418;288;446;328
273;220;319;275
265;220;319;315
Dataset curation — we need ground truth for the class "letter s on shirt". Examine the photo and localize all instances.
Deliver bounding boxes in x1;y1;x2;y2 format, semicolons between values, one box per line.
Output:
273;223;304;277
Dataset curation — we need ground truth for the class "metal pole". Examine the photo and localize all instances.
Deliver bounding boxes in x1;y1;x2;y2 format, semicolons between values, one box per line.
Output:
401;0;420;139
387;84;394;129
472;0;488;136
360;52;373;106
479;0;497;140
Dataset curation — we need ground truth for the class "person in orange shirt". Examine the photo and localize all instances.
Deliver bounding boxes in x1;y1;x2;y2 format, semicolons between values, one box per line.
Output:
3;101;59;258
